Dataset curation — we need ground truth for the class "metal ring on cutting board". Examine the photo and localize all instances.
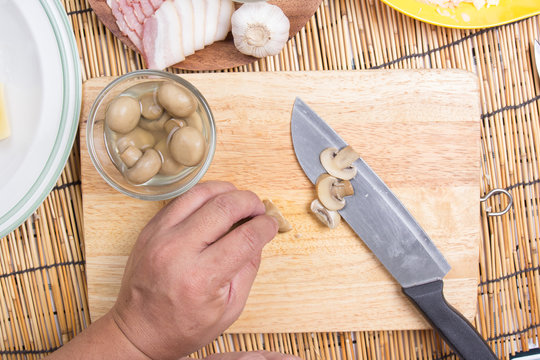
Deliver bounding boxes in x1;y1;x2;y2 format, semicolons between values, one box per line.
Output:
480;189;513;217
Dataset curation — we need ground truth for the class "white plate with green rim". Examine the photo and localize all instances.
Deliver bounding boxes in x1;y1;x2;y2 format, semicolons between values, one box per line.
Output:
0;0;81;238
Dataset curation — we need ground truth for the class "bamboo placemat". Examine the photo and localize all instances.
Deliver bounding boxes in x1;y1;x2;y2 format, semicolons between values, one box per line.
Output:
1;0;540;359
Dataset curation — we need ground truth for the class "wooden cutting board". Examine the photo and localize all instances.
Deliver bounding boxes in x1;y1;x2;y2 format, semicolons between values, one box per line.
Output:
81;70;481;333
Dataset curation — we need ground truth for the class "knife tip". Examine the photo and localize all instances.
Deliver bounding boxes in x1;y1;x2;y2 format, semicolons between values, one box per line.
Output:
293;97;306;107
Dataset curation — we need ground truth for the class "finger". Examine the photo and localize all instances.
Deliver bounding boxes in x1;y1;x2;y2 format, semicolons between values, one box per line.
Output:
177;190;266;250
148;181;237;230
203;214;278;281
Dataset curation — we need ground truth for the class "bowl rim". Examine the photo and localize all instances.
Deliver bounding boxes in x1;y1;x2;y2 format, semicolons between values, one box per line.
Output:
86;70;216;201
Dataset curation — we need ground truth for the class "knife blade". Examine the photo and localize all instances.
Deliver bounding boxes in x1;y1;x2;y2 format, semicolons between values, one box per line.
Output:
291;98;497;360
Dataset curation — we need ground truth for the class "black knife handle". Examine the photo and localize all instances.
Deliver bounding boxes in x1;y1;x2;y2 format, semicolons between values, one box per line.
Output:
403;280;497;360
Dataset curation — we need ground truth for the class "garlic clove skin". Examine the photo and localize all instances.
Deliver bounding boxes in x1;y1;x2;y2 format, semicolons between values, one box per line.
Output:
231;2;290;58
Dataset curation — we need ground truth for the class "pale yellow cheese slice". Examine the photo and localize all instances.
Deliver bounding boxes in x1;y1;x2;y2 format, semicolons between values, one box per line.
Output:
0;83;10;140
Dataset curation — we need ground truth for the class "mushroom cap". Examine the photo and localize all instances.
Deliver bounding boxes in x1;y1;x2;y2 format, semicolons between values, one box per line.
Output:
124;148;162;184
139;92;164;120
184;111;203;132
263;199;292;233
320;146;359;181
116;127;156;153
316;174;354;211
105;96;141;134
310;199;341;229
154;139;185;176
168;126;206;167
157;82;197;118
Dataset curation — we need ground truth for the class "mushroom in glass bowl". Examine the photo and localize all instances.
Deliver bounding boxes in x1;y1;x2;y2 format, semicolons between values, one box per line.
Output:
86;70;216;201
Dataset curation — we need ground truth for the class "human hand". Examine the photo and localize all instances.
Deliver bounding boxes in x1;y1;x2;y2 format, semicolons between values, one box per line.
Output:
111;181;279;359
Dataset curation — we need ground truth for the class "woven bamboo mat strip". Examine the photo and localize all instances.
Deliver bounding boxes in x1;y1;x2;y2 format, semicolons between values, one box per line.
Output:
1;0;540;358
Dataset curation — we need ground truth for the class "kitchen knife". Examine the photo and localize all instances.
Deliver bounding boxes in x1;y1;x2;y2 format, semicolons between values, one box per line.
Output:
291;98;497;360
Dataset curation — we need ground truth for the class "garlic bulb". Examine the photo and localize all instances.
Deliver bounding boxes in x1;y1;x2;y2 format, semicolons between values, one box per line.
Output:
231;2;290;58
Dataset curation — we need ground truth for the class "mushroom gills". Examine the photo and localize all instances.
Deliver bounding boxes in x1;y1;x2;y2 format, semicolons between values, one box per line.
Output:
310;199;341;229
320;146;360;180
263;199;292;233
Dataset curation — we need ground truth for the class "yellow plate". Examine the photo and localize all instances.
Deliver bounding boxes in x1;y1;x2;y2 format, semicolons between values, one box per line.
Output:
380;0;540;29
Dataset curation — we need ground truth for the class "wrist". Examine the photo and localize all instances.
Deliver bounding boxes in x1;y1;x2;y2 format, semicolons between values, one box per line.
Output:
46;311;151;360
103;311;152;360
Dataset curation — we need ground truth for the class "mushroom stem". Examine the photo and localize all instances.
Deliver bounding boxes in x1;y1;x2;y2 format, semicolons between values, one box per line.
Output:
120;145;143;168
164;118;186;134
332;180;354;199
125;149;162;184
333;146;360;169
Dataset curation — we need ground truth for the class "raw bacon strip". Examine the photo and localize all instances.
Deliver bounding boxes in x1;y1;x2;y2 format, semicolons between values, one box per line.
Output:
143;0;185;69
174;0;195;56
119;0;144;36
215;0;233;41
191;0;206;50
204;0;220;46
107;0;144;51
136;0;155;16
131;2;146;23
124;26;144;52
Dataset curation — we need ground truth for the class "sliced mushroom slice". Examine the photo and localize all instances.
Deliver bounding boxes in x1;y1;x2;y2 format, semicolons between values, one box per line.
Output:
320;146;360;180
316;174;354;211
263;199;292;233
124;148;162;184
310;199;341;229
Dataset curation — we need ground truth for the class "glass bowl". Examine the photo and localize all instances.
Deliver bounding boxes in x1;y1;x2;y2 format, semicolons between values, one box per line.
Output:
86;70;216;201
